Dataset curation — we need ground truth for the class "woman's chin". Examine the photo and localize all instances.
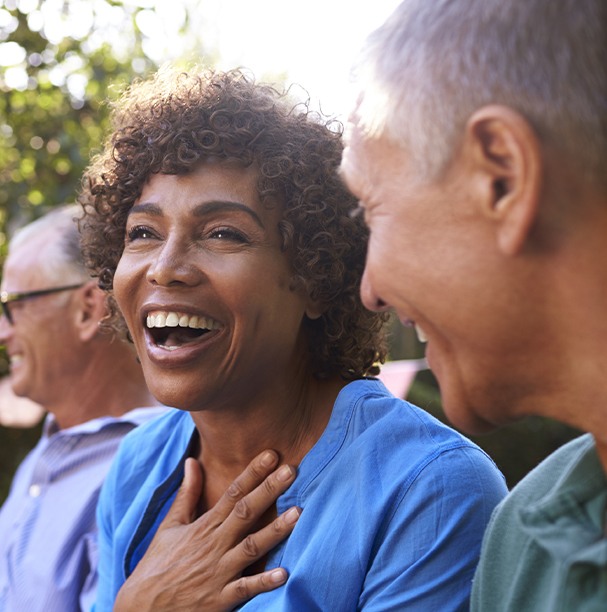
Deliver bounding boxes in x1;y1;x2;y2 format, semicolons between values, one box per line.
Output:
145;379;198;411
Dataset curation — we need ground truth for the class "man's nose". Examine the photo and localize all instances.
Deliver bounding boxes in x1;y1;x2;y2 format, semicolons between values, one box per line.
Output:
0;310;13;343
360;267;390;312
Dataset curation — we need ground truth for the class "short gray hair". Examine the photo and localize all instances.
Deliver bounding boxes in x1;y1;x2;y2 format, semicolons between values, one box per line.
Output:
354;0;606;182
10;205;89;284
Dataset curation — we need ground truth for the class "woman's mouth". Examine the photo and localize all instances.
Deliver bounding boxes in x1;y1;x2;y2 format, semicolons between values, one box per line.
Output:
146;310;221;351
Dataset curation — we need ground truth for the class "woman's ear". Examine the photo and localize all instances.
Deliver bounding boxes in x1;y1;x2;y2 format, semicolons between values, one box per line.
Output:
465;105;543;256
291;276;325;320
305;300;325;321
75;281;108;342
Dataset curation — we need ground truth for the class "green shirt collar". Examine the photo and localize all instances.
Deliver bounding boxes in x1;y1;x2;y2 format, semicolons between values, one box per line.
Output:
520;436;607;565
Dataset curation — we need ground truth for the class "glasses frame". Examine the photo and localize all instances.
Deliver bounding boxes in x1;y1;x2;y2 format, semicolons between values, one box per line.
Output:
0;283;85;325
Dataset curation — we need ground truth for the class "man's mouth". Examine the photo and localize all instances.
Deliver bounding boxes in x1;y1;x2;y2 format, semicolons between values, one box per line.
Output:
146;310;221;351
415;324;428;343
403;318;428;344
8;354;23;368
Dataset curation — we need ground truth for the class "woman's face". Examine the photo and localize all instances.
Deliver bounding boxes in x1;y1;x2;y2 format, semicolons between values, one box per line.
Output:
114;161;313;412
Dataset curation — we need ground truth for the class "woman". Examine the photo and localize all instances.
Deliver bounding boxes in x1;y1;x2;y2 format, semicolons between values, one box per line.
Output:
80;68;507;611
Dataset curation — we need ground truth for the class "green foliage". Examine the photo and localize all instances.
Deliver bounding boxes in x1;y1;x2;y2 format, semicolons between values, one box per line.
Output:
0;0;164;242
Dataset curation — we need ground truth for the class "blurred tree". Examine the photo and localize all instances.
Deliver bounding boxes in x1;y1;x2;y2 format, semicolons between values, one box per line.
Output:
0;0;197;242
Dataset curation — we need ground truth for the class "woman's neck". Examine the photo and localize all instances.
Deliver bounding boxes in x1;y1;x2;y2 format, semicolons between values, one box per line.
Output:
191;373;347;509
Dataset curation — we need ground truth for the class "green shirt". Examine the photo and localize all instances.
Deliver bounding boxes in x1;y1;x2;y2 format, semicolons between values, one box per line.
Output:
472;434;607;611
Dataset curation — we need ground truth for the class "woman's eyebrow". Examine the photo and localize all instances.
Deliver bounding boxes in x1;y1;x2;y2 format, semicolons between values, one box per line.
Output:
129;202;163;217
192;201;265;228
128;200;265;229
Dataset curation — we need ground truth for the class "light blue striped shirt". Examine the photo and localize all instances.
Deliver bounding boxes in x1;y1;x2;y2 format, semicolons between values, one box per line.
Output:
0;406;167;612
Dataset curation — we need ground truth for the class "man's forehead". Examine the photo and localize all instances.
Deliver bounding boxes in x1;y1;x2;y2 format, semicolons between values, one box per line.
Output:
340;120;376;190
342;101;371;153
341;127;400;202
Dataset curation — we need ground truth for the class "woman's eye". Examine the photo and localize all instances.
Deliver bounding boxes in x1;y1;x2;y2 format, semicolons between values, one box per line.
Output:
209;227;247;242
126;225;156;241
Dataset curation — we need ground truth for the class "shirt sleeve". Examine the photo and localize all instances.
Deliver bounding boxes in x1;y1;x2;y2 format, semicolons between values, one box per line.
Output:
358;445;508;611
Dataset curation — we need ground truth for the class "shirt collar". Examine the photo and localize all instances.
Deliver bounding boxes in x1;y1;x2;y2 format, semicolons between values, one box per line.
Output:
520;435;607;565
42;406;168;438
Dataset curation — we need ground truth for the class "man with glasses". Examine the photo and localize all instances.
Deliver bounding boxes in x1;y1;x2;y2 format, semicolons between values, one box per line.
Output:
0;206;164;612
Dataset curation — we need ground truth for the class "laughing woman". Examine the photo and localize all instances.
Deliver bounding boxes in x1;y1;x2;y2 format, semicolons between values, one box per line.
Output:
80;68;507;611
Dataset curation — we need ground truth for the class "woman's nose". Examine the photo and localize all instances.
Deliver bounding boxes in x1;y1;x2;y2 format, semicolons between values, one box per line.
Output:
145;240;203;287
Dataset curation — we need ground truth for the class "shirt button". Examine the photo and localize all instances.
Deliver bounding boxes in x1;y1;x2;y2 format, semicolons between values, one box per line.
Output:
29;484;41;498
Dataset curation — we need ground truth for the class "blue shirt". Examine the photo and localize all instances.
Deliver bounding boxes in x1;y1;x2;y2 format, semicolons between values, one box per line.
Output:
0;406;166;612
95;380;507;611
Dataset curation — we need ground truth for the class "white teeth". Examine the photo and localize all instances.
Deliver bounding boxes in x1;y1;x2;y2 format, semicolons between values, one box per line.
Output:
415;325;428;343
146;311;219;331
166;313;179;327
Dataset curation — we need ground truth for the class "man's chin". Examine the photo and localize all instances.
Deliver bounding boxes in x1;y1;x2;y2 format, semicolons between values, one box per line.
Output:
8;377;30;401
439;390;502;435
429;361;505;434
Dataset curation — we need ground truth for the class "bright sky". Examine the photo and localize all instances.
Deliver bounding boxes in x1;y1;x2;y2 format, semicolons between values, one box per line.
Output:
190;0;402;118
0;0;401;118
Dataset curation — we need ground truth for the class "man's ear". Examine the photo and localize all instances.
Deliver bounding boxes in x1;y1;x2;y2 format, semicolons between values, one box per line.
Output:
465;105;543;256
75;281;108;342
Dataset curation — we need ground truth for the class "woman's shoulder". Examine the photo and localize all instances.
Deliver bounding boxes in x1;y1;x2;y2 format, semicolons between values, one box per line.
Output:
335;379;506;488
344;378;487;450
298;380;507;542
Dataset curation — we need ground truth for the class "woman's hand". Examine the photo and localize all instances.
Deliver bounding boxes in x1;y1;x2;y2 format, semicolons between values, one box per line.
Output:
113;450;300;612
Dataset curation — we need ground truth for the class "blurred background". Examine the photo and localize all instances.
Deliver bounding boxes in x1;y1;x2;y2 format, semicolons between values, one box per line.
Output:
0;0;580;503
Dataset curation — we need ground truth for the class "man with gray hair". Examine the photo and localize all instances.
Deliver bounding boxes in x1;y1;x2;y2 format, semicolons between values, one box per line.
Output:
0;206;163;611
339;0;606;609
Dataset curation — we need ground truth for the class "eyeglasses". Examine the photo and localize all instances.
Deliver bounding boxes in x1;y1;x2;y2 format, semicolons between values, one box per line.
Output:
0;283;85;325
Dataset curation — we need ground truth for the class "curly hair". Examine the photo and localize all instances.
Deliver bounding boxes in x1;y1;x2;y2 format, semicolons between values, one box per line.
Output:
79;67;388;379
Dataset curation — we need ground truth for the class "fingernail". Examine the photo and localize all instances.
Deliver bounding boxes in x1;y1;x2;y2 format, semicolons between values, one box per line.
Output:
269;569;287;584
285;507;301;524
260;451;276;468
277;465;294;482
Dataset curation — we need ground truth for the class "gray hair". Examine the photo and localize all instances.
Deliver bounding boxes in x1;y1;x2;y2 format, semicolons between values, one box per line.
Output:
353;0;606;182
10;205;90;284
